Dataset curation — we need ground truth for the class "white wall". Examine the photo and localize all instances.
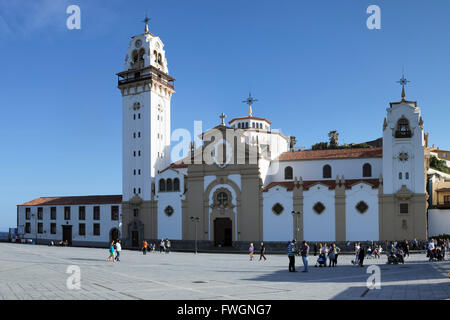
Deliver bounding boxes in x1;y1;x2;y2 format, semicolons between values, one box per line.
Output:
428;209;450;237
303;184;335;241
266;158;382;186
156;169;184;240
262;187;293;241
345;183;379;241
18;204;121;244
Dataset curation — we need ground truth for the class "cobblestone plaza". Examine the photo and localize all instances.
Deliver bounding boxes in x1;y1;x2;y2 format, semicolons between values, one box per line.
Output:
0;243;448;300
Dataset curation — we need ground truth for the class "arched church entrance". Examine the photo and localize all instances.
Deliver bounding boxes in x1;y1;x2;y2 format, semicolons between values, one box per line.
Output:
127;219;144;248
214;218;232;247
110;228;120;242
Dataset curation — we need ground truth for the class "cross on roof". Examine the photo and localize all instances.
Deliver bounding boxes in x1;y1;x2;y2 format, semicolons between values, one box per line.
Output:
242;92;258;107
242;92;258;117
397;74;410;99
219;113;226;125
142;14;150;33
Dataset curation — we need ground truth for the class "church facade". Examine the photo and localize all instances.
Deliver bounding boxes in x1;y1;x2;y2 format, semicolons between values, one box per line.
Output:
118;24;428;248
17;23;429;247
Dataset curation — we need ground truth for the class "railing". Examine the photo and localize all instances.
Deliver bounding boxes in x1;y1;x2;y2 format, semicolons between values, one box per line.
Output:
118;73;174;89
117;65;175;89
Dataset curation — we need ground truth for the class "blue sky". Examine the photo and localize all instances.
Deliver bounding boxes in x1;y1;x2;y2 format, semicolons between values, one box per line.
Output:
0;0;449;231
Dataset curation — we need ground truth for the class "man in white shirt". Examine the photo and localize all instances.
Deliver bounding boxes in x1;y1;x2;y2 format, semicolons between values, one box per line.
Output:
115;240;122;262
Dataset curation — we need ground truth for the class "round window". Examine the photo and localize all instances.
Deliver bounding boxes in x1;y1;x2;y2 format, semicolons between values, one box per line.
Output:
164;206;174;217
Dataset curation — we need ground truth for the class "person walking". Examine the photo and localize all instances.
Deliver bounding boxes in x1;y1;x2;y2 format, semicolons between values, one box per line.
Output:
300;241;310;272
259;242;267;261
287;240;297;272
160;239;165;253
358;245;365;267
115;240;121;262
404;240;410;258
166;239;171;254
249;243;254;261
107;241;115;262
142;240;147;255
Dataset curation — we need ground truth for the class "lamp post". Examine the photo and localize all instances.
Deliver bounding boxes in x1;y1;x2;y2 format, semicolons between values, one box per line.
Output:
32;213;37;245
190;216;200;254
291;211;301;242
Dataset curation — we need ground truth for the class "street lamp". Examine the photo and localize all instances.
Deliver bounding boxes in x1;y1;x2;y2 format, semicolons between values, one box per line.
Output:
32;213;37;245
291;211;301;242
189;216;200;254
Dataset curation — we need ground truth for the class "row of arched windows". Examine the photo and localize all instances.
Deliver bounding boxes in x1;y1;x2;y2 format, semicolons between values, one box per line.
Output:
284;163;373;180
159;178;180;192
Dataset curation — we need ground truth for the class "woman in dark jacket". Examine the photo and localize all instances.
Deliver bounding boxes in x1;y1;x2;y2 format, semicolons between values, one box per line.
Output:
358;246;366;267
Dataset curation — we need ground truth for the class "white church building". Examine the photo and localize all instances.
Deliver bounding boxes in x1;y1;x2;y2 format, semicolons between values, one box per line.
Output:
17;21;429;248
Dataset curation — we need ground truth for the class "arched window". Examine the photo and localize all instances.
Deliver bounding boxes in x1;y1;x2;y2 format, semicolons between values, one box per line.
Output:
238;123;241;129
166;178;173;191
323;165;332;179
159;179;166;192
396;117;411;138
157;53;162;65
174;178;180;192
284;166;293;180
362;163;372;177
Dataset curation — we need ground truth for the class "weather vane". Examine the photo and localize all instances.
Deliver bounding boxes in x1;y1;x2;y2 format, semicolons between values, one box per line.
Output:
143;13;150;33
397;72;410;99
242;92;258;117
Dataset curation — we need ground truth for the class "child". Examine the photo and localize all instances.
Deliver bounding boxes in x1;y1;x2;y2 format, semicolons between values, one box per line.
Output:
249;243;254;261
107;241;115;262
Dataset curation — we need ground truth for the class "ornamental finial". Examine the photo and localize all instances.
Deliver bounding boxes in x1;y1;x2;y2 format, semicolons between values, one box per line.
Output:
397;72;410;100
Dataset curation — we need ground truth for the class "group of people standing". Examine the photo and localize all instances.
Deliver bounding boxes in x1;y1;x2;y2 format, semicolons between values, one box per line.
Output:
141;238;172;255
427;238;448;261
313;243;341;267
287;240;310;272
106;240;121;262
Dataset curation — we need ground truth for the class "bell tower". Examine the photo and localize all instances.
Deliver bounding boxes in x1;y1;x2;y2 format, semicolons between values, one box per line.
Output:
117;17;175;246
380;75;427;241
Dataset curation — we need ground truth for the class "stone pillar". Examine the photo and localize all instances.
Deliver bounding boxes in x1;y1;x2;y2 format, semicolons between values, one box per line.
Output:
335;175;346;241
292;177;304;241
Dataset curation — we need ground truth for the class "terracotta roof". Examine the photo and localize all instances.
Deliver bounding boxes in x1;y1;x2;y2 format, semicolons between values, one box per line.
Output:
228;116;272;125
263;179;380;192
277;147;382;161
18;195;122;206
160;160;188;173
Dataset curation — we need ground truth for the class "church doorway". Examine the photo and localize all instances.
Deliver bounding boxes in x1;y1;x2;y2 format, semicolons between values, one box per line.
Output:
110;228;120;243
131;231;139;248
214;218;232;247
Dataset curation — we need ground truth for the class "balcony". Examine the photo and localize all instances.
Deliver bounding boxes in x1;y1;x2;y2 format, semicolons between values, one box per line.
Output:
117;65;175;90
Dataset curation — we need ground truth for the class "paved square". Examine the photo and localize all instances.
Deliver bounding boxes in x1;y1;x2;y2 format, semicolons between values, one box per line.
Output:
0;243;448;300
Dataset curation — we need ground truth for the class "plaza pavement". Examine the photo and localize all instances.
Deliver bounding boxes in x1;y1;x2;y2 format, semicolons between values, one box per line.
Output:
0;243;448;300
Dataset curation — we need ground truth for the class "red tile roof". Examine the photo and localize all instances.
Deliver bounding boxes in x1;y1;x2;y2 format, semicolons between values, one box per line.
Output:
277;148;382;161
18;195;122;206
159;160;189;173
263;179;380;192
